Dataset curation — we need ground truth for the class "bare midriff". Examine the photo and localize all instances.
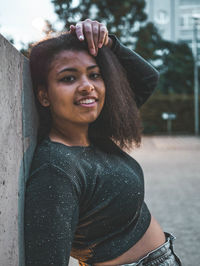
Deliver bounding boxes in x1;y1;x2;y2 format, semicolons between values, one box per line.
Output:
94;215;166;266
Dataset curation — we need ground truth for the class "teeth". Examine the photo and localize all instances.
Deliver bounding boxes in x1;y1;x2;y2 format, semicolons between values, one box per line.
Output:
79;98;95;104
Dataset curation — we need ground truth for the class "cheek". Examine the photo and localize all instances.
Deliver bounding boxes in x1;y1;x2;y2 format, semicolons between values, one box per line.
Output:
102;86;106;103
100;82;106;100
48;84;70;104
99;87;106;112
102;92;106;106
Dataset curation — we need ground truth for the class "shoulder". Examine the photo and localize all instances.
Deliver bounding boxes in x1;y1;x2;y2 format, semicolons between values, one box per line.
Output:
28;137;94;197
30;137;81;175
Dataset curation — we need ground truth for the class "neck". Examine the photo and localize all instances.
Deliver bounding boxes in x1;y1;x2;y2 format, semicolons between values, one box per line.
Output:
49;120;90;147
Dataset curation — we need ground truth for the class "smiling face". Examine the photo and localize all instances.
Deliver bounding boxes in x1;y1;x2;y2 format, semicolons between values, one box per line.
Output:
38;50;106;133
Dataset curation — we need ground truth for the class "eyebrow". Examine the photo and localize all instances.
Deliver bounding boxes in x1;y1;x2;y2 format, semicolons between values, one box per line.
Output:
57;65;99;75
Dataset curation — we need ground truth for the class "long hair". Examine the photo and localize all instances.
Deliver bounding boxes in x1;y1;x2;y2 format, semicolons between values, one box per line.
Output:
29;32;142;149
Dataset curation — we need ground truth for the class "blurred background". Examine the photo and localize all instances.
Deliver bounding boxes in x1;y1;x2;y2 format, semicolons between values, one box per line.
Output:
1;0;200;136
1;1;200;265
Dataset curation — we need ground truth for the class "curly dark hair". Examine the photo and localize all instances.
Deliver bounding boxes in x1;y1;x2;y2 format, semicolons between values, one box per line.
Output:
29;32;142;149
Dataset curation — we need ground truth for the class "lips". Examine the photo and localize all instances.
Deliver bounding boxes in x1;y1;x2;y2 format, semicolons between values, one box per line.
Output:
75;97;98;105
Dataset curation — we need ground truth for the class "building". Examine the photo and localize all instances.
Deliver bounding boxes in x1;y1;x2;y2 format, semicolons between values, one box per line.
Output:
145;0;200;53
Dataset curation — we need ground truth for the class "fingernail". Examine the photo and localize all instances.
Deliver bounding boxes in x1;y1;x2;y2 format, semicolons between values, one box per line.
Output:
98;43;103;48
79;35;84;40
91;49;96;55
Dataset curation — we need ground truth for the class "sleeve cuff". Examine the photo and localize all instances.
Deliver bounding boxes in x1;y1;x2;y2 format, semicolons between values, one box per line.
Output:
108;34;121;53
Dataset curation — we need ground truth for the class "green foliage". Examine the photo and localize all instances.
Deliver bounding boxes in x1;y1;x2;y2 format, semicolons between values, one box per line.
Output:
51;0;147;42
42;20;57;35
134;23;195;95
6;36;14;44
134;22;162;60
20;42;33;58
157;41;195;94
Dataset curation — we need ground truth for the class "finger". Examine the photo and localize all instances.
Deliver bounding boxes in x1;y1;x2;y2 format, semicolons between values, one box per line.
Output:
75;22;84;41
69;25;76;34
92;22;100;54
83;22;96;55
106;36;113;48
104;31;109;46
98;24;108;48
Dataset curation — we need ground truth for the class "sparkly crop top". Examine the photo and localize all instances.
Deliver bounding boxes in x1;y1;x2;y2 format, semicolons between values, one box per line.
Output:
24;36;159;265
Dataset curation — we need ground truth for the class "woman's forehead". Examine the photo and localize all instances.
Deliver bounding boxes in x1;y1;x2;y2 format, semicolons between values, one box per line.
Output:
49;50;98;72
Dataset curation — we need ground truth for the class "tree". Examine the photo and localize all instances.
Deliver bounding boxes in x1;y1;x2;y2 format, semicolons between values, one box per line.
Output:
157;40;194;94
51;0;147;45
42;20;57;36
0;25;14;44
20;42;33;58
134;23;194;95
134;22;163;60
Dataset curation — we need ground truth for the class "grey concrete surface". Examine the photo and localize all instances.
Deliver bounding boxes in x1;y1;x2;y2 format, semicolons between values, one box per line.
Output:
0;34;38;266
131;136;200;266
70;136;200;266
0;33;23;266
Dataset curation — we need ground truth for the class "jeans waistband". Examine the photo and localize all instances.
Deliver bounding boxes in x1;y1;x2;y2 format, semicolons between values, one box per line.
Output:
81;232;181;266
122;232;180;265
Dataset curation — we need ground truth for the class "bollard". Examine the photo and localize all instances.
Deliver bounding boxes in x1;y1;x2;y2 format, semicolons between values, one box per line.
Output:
162;112;177;135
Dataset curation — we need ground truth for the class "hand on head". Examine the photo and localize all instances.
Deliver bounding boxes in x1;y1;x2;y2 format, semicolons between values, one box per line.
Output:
69;19;113;56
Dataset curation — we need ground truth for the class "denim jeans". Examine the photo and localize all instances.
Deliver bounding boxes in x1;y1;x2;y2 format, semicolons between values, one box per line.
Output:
121;232;181;266
82;232;181;266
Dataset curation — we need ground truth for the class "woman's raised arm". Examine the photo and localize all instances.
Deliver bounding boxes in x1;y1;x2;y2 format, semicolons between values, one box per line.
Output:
109;34;159;107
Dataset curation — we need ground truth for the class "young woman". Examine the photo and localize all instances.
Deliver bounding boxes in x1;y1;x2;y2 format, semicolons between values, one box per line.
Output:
24;19;181;266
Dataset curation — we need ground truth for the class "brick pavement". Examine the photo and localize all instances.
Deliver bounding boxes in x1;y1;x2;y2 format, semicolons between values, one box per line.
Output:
70;136;200;266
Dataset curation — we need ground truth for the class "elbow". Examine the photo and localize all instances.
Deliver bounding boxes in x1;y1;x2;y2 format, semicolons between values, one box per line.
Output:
155;69;160;84
150;68;160;90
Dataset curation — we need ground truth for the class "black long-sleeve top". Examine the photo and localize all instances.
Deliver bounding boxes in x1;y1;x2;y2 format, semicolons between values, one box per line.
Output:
24;36;159;266
110;35;159;108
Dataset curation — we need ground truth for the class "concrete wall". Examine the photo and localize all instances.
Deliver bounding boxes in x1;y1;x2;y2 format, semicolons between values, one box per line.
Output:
0;34;38;266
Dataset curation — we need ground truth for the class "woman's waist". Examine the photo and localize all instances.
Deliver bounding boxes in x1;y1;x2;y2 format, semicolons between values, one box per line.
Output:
93;215;165;266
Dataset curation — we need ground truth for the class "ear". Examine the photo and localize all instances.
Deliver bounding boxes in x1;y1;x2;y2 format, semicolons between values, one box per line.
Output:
37;86;50;107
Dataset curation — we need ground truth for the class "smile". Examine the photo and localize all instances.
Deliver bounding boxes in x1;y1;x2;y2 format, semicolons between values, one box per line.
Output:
75;97;98;106
79;98;96;104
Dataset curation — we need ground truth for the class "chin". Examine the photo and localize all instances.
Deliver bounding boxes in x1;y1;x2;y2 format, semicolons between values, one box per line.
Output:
83;117;98;124
81;113;100;124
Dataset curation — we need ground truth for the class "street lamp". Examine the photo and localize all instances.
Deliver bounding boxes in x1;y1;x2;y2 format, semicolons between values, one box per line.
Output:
192;14;200;136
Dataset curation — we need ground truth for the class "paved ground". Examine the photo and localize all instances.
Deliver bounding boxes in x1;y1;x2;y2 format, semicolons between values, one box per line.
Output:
131;136;200;266
70;136;200;266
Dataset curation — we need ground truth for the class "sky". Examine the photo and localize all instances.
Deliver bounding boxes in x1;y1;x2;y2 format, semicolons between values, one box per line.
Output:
0;0;65;50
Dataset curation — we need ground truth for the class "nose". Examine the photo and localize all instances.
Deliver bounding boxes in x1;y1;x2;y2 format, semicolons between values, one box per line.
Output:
78;77;94;93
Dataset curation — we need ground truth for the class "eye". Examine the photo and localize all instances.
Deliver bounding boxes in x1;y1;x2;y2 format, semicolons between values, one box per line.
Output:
89;72;102;80
60;76;76;83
